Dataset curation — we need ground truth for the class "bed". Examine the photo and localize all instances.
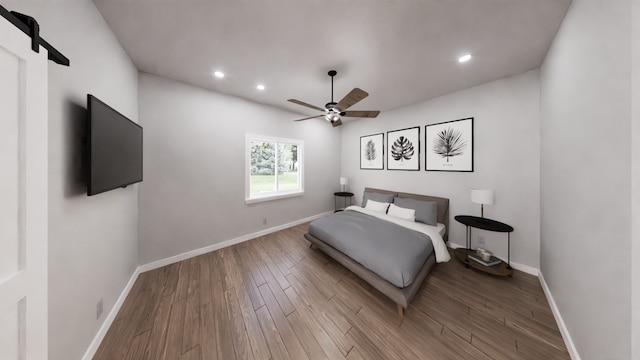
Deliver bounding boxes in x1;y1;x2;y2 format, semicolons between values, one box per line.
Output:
304;188;450;317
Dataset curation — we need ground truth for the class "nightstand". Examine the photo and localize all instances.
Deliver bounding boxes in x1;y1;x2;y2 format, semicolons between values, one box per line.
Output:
333;192;354;212
454;215;514;276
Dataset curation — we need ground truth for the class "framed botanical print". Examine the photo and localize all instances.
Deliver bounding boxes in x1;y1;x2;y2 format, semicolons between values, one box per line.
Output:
360;133;384;169
425;117;474;172
387;127;420;171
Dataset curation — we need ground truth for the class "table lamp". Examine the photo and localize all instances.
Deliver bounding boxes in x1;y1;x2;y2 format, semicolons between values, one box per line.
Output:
471;189;493;218
340;177;348;192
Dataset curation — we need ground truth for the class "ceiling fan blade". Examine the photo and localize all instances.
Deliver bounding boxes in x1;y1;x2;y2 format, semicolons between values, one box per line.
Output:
294;114;324;122
288;99;325;112
331;119;343;127
342;110;380;118
335;88;368;111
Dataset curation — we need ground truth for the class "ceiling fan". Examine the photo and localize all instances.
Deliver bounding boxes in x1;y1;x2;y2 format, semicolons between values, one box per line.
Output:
288;70;380;127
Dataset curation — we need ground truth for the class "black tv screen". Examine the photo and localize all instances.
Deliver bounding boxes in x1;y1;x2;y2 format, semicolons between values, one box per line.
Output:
87;94;143;196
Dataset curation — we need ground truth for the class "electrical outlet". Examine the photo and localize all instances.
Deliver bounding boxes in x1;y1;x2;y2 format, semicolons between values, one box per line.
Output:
96;298;103;319
477;235;486;246
262;218;267;225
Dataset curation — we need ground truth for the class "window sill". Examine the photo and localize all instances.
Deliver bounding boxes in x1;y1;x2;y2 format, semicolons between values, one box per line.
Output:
245;190;304;204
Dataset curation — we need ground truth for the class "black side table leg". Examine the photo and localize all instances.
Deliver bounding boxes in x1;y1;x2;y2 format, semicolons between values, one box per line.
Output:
507;232;512;270
464;225;471;268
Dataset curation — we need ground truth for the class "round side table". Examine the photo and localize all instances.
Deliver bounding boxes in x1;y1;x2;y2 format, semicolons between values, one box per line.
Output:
333;192;354;212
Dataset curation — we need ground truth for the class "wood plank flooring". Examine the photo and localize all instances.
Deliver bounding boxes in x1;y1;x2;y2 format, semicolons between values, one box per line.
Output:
94;223;570;359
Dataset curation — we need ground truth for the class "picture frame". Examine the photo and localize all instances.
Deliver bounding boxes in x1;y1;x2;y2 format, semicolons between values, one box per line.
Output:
360;133;384;170
425;117;474;172
387;127;420;171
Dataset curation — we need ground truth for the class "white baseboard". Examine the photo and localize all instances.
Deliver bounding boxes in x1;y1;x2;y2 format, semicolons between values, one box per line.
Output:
446;243;578;358
538;272;581;360
447;242;539;276
508;261;539;276
82;267;141;360
138;211;331;273
82;211;329;359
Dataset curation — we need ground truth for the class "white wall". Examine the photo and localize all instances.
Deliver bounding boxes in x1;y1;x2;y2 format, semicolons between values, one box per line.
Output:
1;1;140;359
540;0;632;359
138;74;341;264
340;70;541;270
633;1;640;357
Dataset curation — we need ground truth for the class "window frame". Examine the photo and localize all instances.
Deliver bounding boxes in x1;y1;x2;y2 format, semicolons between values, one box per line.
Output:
245;133;304;204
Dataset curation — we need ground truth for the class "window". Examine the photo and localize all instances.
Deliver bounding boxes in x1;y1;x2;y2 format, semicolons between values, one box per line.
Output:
245;134;304;203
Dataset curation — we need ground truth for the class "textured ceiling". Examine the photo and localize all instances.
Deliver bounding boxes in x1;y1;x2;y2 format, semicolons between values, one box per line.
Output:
93;0;571;121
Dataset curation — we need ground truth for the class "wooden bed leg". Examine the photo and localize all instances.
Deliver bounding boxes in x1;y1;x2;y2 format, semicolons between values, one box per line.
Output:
397;303;404;317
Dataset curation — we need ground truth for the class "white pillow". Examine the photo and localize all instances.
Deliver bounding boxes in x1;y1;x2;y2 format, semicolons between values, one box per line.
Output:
387;203;416;222
364;199;389;213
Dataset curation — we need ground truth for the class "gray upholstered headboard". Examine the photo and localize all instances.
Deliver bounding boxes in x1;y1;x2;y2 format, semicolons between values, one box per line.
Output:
364;187;450;242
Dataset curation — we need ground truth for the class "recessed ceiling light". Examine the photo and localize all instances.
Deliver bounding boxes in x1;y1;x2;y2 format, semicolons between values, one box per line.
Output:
213;71;224;78
458;54;472;63
256;84;265;90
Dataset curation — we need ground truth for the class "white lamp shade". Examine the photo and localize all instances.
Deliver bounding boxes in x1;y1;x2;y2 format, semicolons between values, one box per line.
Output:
471;189;494;205
340;177;348;186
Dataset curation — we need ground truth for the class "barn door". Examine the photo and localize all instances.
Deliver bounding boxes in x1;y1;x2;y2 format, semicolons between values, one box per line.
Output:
0;14;49;360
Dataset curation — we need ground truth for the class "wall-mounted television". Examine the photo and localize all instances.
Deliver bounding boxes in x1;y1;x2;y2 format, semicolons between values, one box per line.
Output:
87;94;143;196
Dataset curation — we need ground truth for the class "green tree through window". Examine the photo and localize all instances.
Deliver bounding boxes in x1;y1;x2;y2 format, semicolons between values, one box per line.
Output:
246;135;303;202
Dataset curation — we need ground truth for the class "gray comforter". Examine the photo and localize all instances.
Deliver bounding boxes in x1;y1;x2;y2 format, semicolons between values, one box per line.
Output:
308;210;434;288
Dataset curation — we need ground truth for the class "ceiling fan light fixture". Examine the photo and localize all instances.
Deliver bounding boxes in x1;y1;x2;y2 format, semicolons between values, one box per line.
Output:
325;113;340;122
288;70;379;127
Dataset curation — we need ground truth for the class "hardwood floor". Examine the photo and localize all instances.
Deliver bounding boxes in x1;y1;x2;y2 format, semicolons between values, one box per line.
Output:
94;223;570;359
